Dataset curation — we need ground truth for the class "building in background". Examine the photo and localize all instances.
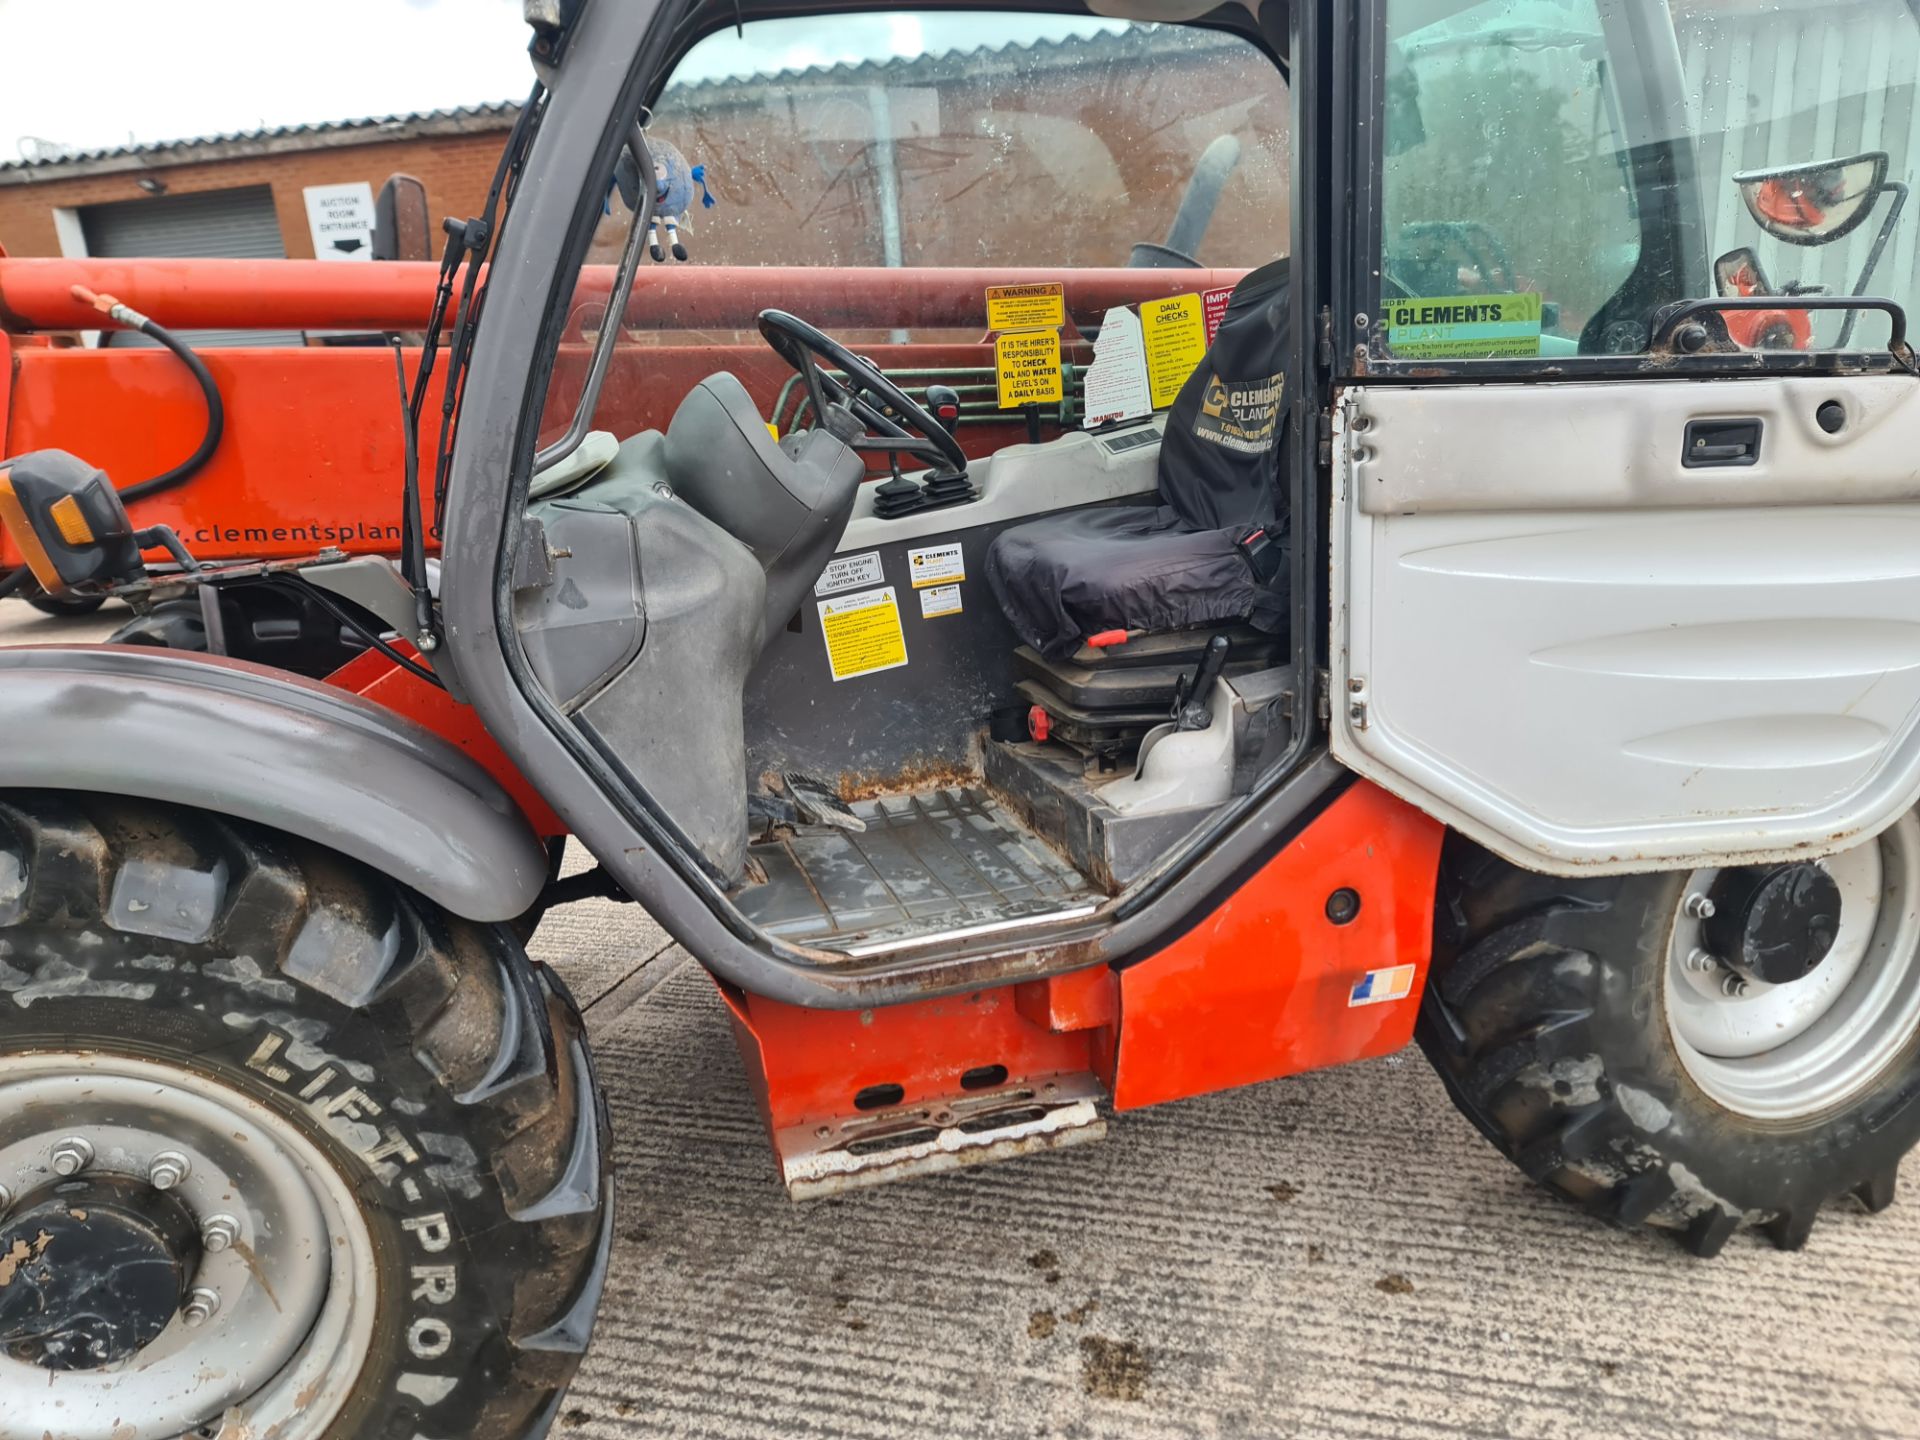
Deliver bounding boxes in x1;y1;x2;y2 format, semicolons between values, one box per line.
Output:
0;105;518;277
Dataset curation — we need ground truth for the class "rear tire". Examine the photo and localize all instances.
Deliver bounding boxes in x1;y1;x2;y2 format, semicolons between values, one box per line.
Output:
22;585;106;618
0;792;610;1438
1418;828;1920;1256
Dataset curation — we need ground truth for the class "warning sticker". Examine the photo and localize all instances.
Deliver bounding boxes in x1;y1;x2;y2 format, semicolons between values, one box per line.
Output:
996;328;1065;409
1142;293;1208;409
919;584;963;619
1201;285;1235;344
814;550;885;597
907;542;965;588
819;587;908;682
986;282;1066;333
1348;964;1417;1008
1385;293;1543;359
1194;372;1284;456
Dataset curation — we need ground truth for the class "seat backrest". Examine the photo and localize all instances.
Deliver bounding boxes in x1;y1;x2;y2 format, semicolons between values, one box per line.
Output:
1156;257;1291;533
664;372;865;645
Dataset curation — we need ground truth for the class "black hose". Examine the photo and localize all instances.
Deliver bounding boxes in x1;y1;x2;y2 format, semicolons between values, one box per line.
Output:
2;299;225;602
120;315;225;501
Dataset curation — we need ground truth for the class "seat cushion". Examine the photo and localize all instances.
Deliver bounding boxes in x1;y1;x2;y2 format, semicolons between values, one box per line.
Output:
987;505;1285;659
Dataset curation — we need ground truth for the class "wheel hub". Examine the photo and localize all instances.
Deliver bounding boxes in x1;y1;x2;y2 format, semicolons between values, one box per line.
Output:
0;1175;199;1370
1702;861;1842;986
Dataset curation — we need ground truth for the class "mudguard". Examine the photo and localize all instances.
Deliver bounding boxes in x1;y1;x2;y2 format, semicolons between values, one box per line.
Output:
0;645;547;921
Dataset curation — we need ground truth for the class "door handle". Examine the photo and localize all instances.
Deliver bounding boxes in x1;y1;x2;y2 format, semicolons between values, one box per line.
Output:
1683;418;1763;469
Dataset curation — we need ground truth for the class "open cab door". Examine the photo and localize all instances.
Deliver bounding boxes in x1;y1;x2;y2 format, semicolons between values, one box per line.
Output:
1332;0;1920;875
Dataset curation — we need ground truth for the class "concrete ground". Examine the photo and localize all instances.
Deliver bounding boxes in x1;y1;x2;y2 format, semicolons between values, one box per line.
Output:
7;599;1919;1440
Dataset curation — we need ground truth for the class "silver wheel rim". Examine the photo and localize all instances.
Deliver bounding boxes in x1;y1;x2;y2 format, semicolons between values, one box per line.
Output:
1666;811;1920;1120
0;1053;377;1439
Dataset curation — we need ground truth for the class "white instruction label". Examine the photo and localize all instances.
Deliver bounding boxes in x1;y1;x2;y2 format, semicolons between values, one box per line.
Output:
919;584;963;618
907;542;965;589
818;587;908;682
1081;305;1153;428
814;550;885;597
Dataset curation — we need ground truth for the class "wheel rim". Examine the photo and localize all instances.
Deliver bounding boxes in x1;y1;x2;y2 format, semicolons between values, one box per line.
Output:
1667;812;1920;1120
0;1053;377;1439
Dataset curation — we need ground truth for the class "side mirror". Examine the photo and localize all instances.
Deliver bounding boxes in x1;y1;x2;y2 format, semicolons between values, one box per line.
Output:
372;174;432;262
1715;246;1774;297
1735;152;1889;246
0;451;142;597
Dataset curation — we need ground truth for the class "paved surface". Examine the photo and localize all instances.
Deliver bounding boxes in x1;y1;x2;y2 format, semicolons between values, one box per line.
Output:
7;599;1919;1439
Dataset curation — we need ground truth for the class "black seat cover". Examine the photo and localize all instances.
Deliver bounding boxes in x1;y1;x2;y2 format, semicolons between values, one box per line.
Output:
987;258;1290;659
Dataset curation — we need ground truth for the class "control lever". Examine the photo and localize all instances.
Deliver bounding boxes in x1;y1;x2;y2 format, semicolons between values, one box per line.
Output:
1172;634;1231;732
925;384;961;434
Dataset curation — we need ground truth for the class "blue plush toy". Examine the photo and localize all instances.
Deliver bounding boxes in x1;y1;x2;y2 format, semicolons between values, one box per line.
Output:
645;135;716;263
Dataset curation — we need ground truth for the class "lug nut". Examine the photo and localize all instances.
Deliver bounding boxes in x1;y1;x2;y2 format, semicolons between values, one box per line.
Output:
182;1288;221;1328
1722;973;1751;998
148;1152;191;1191
50;1138;94;1177
1685;947;1721;974
1684;893;1717;920
201;1215;240;1253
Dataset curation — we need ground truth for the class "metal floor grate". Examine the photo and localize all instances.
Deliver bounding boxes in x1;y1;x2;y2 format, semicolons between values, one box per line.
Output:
737;786;1098;948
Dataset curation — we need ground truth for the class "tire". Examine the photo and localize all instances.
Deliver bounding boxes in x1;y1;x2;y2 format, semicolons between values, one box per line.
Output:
0;791;611;1439
1417;828;1920;1256
109;588;372;678
22;586;107;617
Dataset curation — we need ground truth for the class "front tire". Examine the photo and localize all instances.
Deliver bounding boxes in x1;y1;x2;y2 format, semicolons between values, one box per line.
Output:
1418;824;1920;1256
0;792;611;1438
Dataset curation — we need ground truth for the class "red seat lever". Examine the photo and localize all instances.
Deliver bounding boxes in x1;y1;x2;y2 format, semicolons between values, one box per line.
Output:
1086;629;1130;649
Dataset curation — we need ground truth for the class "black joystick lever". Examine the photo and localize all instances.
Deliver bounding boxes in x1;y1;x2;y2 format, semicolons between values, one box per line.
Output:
1173;635;1231;732
925;384;961;435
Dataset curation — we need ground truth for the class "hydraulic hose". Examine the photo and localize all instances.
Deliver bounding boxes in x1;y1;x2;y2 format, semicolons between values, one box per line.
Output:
71;285;225;501
0;289;227;601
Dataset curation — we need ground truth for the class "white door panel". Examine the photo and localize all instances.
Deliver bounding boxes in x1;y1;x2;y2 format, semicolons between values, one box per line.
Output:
1334;378;1920;874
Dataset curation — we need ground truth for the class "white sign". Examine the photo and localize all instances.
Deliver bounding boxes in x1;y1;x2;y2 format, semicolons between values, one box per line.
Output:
919;584;963;619
1080;306;1153;428
303;182;376;262
906;542;965;589
814;550;886;597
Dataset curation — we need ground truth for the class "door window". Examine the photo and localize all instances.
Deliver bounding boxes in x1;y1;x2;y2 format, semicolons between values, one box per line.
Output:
1372;0;1919;362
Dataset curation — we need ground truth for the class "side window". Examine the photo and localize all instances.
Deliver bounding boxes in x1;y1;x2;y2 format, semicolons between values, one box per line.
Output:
1374;0;1919;362
1381;0;1640;358
1675;0;1918;351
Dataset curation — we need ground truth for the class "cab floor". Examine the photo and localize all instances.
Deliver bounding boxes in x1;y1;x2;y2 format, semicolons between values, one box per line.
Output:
736;786;1098;951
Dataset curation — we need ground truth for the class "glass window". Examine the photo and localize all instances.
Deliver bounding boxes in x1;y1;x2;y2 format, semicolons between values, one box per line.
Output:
538;11;1291;457
1374;0;1919;361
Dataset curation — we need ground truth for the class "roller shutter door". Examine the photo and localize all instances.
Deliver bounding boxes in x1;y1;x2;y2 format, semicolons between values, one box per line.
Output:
80;185;303;347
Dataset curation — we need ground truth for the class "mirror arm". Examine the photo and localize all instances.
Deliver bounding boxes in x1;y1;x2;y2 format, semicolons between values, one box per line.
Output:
1839;182;1909;348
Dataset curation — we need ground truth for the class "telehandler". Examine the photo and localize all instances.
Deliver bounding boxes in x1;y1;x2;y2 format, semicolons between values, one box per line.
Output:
0;0;1916;1434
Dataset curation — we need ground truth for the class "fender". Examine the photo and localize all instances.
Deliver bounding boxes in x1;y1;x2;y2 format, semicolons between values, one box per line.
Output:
0;645;547;922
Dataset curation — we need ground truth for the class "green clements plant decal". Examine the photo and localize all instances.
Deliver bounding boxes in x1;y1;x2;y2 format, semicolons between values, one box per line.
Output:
1385;293;1543;359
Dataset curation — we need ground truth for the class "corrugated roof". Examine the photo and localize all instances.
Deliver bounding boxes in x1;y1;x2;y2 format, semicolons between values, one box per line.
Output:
2;102;523;182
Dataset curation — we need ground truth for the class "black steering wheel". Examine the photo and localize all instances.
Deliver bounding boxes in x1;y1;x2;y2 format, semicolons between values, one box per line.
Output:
758;309;968;477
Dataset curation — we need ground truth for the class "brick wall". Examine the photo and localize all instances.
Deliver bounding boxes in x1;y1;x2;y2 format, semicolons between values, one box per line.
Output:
0;129;513;259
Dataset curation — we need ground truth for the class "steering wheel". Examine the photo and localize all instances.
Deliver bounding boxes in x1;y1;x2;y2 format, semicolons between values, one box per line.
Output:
758;309;968;477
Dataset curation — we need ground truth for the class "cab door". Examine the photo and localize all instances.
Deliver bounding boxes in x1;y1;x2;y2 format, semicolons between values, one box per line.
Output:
1331;0;1920;874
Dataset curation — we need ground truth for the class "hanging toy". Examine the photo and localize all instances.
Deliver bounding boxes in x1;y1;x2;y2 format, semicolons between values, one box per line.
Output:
644;135;702;262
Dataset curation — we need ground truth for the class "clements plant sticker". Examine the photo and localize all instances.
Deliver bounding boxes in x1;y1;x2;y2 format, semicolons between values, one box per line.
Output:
1385;293;1543;359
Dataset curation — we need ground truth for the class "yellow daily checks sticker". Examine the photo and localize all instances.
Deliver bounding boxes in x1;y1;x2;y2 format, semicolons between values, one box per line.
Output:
1142;293;1207;409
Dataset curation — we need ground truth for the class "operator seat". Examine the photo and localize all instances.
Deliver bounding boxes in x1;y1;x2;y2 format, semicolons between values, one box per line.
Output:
987;259;1291;660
